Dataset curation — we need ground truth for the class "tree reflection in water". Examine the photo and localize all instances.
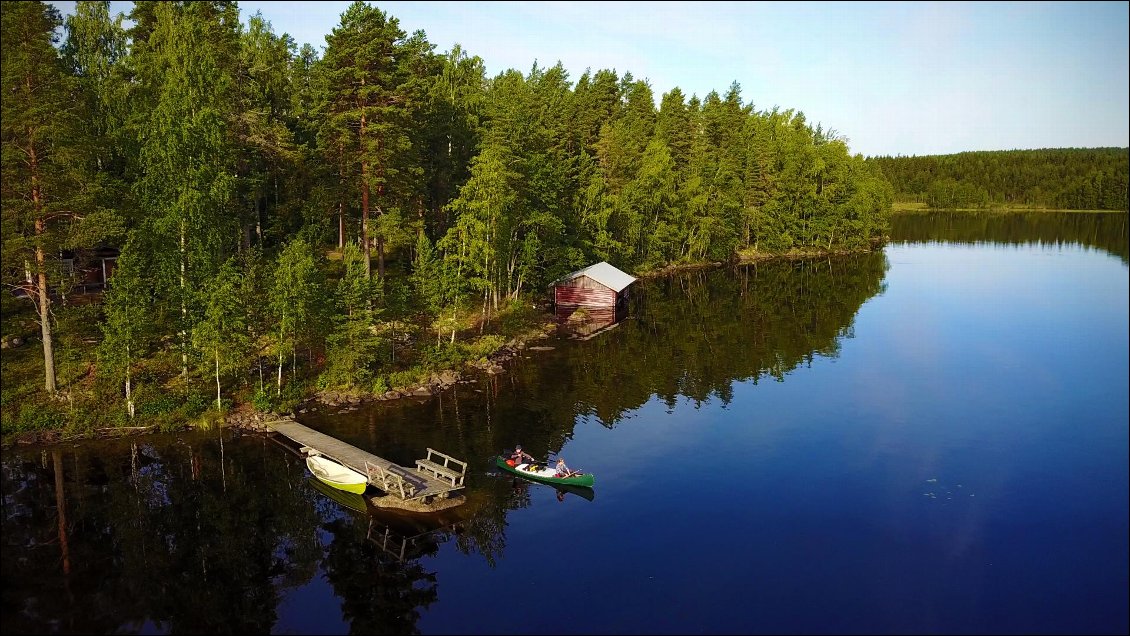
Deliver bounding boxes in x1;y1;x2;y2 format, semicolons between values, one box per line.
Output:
1;433;449;634
890;210;1128;262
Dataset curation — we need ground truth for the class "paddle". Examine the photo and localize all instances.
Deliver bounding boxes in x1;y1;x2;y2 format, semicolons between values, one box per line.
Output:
553;462;582;478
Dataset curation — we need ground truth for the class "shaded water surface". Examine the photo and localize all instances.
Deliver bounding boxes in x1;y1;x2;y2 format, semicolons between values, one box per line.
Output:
3;212;1127;634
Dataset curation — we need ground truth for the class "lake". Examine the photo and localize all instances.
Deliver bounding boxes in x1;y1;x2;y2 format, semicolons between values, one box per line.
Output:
3;211;1127;634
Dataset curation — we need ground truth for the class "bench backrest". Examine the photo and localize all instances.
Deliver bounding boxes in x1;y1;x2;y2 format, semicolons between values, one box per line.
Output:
425;448;467;475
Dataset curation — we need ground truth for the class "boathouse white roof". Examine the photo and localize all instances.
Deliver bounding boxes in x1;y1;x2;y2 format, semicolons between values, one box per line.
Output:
556;261;637;292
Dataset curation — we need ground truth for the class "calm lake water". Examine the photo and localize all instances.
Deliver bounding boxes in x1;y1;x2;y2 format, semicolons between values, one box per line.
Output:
3;212;1127;635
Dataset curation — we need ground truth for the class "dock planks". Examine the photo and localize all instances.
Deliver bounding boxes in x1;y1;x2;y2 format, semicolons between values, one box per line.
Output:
264;417;464;502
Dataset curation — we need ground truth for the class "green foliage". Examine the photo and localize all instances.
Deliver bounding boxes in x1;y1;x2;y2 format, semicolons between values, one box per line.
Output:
121;1;245;399
2;0;116;395
419;342;463;369
183;391;209;418
62;0;130;185
372;376;389;395
411;232;448;314
320;322;383;390
116;383;210;431
193;258;251;408
135;389;179;418
385;368;428;390
319;241;384;390
273;381;307;414
269;237;324;392
9;400;67;435
870;148;1128;211
492;297;546;335
251;389;274;413
250;379;306;414
318;1;432;278
462;334;507;359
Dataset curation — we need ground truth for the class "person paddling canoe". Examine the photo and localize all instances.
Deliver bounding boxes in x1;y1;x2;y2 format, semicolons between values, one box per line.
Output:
509;445;535;466
555;457;577;478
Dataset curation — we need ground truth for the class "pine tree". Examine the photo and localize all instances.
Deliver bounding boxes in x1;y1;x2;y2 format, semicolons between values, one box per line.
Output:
319;1;427;279
1;1;101;393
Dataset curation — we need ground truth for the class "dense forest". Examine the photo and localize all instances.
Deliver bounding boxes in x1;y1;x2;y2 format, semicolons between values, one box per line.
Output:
0;1;892;434
868;148;1129;211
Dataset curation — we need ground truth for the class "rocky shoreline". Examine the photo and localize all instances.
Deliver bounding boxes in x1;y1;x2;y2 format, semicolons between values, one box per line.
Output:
227;321;557;429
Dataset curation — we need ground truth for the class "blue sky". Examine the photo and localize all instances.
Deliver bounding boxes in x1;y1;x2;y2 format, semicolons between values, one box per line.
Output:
49;1;1129;158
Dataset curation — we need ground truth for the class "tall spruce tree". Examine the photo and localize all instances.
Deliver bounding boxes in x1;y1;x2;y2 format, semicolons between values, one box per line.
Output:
420;44;485;238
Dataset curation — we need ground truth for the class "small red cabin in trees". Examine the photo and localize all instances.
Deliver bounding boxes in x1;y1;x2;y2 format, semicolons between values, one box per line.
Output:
552;261;636;308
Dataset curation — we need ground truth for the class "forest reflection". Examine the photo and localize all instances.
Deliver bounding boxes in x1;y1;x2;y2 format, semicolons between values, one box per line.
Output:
889;210;1129;262
1;434;453;634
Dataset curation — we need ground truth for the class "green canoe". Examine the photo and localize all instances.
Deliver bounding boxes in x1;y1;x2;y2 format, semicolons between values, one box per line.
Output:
495;456;595;488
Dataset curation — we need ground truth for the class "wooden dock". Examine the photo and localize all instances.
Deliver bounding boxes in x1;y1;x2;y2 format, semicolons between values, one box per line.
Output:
263;417;466;506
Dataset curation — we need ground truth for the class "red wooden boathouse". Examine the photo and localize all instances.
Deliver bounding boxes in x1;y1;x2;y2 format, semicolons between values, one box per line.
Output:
552;261;636;309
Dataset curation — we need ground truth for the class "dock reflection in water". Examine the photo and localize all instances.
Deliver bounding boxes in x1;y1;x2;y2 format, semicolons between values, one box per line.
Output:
306;473;467;563
555;304;628;340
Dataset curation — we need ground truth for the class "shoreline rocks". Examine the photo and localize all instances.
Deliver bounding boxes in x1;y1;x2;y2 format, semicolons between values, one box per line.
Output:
312;321;555;409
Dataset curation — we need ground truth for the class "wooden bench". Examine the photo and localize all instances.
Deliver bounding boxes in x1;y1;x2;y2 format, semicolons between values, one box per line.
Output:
366;461;421;499
414;448;467;487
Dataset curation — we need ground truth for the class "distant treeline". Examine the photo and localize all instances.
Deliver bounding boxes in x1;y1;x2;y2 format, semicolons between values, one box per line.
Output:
867;148;1129;211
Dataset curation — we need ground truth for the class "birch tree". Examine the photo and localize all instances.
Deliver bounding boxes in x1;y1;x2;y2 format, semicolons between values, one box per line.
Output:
193;259;248;410
131;1;240;388
269;238;321;395
99;240;151;418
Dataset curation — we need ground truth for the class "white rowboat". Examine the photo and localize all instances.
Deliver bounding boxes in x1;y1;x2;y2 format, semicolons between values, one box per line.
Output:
306;454;368;494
